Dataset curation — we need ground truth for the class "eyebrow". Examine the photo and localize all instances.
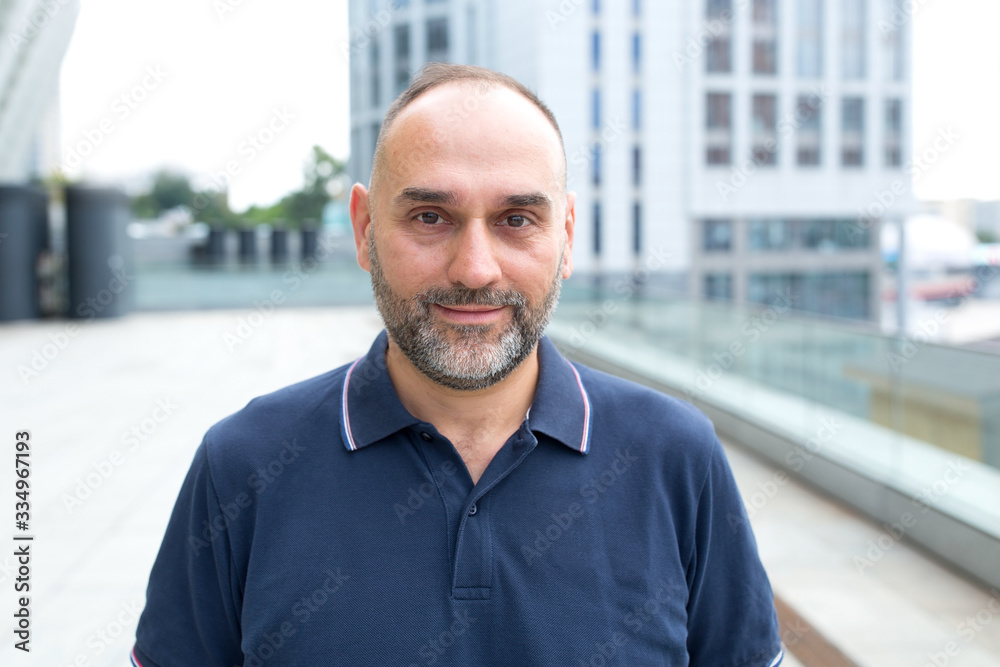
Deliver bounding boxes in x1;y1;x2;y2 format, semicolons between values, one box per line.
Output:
391;187;458;207
497;192;553;209
391;188;554;211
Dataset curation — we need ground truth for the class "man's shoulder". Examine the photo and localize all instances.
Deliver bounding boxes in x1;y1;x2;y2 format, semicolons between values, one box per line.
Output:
201;361;352;467
574;361;720;464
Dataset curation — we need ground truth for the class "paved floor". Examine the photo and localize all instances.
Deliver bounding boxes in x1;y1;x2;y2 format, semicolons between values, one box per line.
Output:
1;307;997;666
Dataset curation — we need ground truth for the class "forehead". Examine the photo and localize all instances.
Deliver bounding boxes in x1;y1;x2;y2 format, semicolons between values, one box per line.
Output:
378;83;565;202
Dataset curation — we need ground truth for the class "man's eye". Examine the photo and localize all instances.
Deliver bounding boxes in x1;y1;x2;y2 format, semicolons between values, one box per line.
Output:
504;215;529;228
418;212;442;225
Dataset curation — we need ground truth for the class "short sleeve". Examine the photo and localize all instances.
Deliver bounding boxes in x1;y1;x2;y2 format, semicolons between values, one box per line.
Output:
685;438;783;666
132;441;244;667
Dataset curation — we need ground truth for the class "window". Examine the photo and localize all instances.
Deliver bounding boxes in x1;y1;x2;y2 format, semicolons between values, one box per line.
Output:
748;219;792;250
592;88;601;129
593;202;602;255
592;143;602;187
752;94;778;166
706;0;732;18
632;203;642;255
632;33;642;74
467;5;477;64
796;0;823;77
841;0;867;79
881;0;905;81
884;99;902;167
369;41;381;108
703;219;733;252
796;93;823;165
801;219;871;250
632;146;642;187
841;97;865;166
426;17;449;63
752;0;778;75
632;88;642;130
705;93;732;165
393;24;410;94
705;273;733;301
707;37;732;74
706;0;733;74
592;31;601;72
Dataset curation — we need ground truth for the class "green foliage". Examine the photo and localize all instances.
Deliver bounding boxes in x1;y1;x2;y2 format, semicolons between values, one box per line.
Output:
977;230;997;244
129;146;344;227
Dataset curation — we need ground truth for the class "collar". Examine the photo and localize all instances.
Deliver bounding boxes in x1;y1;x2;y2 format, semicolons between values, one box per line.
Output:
340;330;592;454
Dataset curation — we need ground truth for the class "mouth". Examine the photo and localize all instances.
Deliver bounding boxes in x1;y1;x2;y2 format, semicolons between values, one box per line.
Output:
431;303;508;326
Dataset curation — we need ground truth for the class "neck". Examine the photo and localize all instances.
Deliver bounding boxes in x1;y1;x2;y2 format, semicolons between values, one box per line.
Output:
384;339;539;482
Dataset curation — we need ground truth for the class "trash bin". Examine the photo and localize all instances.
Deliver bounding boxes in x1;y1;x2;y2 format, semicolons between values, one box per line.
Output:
207;225;227;264
0;185;48;321
271;227;288;265
301;222;318;261
238;227;257;264
65;186;133;319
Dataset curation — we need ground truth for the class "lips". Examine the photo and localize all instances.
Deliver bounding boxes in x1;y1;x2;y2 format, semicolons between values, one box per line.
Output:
432;303;507;325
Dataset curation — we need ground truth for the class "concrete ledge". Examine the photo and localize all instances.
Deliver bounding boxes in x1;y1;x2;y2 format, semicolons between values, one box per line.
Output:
549;323;1000;589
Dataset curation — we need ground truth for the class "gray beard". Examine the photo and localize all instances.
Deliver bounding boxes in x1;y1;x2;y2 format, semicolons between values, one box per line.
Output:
368;233;562;391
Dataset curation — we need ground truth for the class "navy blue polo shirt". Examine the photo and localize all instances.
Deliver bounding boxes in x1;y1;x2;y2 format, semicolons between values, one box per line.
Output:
132;330;783;667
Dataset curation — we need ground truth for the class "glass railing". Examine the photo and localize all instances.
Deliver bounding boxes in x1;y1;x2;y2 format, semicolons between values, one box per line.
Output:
552;284;1000;473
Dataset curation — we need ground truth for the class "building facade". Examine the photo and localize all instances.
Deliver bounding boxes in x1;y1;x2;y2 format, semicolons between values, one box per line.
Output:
347;0;914;320
0;0;80;182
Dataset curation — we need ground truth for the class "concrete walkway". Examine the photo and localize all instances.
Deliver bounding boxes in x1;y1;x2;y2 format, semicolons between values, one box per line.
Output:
1;307;996;666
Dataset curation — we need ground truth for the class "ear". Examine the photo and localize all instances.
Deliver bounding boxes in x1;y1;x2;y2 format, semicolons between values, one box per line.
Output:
349;183;373;271
561;191;576;279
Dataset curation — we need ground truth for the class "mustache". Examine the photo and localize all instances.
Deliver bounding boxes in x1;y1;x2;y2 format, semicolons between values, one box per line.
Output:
416;286;527;309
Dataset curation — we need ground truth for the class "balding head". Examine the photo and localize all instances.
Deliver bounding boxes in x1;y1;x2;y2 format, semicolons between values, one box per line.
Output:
369;63;567;208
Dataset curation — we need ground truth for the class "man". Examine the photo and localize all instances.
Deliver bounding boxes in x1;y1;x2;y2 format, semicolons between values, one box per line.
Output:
131;63;783;666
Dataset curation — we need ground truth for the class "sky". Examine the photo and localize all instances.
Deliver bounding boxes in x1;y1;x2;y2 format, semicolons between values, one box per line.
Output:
58;0;1000;211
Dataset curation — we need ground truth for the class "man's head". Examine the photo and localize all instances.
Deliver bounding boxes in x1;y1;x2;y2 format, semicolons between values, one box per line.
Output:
350;63;575;391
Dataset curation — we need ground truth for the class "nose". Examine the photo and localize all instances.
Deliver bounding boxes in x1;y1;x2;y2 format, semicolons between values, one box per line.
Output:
446;220;503;290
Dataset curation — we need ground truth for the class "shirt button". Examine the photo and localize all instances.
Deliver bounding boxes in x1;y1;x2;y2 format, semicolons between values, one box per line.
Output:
468;504;478;516
420;432;433;442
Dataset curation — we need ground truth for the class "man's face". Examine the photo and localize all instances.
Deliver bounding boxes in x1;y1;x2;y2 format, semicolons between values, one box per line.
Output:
351;83;575;391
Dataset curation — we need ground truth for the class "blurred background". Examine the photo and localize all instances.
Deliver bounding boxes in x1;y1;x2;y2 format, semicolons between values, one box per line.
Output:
2;0;1000;665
